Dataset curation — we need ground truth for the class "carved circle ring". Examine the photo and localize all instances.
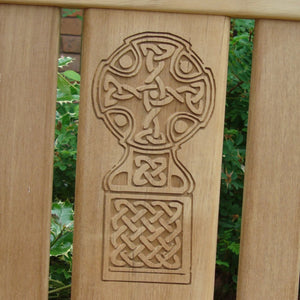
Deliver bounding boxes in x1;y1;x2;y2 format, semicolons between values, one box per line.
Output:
92;32;216;150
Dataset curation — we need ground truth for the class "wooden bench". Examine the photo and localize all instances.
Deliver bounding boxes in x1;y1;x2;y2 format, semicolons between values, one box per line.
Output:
0;1;299;299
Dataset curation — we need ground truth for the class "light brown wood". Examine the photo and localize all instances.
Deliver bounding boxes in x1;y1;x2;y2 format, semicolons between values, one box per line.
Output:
237;19;300;300
0;4;59;299
1;0;300;21
72;8;229;299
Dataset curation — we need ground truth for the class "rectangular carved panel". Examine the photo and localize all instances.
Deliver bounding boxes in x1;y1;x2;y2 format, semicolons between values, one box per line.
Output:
72;9;230;300
103;193;191;283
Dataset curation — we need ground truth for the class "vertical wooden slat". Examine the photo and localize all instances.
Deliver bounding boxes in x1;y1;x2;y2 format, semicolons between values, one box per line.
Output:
0;5;60;299
72;9;229;299
237;20;300;300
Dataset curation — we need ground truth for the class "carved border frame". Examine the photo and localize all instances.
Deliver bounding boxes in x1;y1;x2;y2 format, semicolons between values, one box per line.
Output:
102;193;192;284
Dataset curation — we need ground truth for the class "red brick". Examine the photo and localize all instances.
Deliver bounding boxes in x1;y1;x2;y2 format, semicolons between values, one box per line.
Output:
61;18;82;35
61;35;81;54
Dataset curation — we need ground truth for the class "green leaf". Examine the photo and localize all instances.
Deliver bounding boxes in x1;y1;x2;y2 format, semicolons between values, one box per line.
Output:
58;57;73;68
51;201;74;229
62;8;80;17
62;70;81;82
57;76;71;95
216;260;229;268
228;242;240;255
58;164;67;171
50;231;73;256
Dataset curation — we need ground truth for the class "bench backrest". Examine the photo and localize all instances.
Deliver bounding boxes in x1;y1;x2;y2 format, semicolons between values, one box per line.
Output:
0;1;299;299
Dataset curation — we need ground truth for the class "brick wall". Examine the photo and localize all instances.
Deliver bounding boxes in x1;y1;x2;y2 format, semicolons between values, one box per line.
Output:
60;9;83;73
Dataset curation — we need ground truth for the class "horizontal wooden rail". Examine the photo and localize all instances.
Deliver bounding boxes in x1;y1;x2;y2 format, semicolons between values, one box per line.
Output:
0;0;300;20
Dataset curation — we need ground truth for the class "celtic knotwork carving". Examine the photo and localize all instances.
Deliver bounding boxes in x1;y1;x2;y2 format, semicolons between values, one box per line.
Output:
110;199;182;269
93;32;216;284
133;155;167;187
93;32;215;150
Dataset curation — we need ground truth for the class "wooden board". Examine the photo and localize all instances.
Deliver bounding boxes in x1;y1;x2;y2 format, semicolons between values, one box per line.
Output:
237;19;300;300
0;4;59;299
72;8;229;299
1;0;300;21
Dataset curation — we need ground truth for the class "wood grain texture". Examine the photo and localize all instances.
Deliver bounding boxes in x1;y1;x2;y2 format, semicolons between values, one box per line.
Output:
72;8;229;300
237;19;300;300
0;0;300;20
0;5;59;299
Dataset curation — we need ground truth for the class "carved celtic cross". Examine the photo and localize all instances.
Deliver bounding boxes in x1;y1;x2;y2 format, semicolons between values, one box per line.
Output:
92;32;215;284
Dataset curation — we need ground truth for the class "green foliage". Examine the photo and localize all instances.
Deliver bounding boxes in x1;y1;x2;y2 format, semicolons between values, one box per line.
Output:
53;57;80;202
226;19;254;130
61;8;83;20
49;201;74;299
49;57;79;298
216;19;254;297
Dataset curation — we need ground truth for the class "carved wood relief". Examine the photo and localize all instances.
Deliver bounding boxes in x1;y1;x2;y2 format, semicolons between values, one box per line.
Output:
92;32;215;284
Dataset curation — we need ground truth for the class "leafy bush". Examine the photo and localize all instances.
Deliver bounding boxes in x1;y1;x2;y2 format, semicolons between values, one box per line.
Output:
49;57;80;298
215;19;254;299
49;201;73;299
50;19;254;299
53;57;80;202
